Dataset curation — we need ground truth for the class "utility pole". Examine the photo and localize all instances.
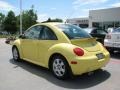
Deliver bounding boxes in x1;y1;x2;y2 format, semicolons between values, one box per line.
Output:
20;0;22;35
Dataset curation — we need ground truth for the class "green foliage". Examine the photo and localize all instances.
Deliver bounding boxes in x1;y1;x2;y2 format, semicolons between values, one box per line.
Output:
0;35;8;38
17;6;38;31
0;13;5;23
3;11;17;34
0;5;63;34
42;18;63;23
0;34;16;38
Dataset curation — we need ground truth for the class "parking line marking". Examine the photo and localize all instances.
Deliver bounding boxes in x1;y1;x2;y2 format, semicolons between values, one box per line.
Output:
110;60;120;64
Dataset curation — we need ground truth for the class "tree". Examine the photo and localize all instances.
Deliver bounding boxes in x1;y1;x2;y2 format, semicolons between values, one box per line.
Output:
4;11;17;34
42;18;63;23
53;18;63;22
16;6;37;31
47;18;52;22
0;13;5;31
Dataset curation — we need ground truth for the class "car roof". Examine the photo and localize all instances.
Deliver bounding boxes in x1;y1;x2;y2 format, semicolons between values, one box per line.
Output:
37;22;64;26
26;22;64;31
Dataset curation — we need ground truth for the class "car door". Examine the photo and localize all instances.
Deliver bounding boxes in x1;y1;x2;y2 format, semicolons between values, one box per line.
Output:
90;29;97;37
21;25;42;61
38;26;58;64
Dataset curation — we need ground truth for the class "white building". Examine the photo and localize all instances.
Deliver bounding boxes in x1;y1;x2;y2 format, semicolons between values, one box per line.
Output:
67;7;120;29
66;17;89;28
89;7;120;29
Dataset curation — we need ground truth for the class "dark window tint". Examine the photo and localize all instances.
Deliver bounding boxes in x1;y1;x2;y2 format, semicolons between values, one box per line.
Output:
91;29;97;34
40;26;57;40
91;29;107;34
56;24;91;39
97;30;107;34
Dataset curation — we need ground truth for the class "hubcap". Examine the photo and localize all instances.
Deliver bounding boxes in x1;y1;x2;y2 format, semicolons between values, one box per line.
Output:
13;48;18;60
53;59;65;77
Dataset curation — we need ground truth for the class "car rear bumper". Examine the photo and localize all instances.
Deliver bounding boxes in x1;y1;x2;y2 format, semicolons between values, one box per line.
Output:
104;40;120;50
70;52;110;75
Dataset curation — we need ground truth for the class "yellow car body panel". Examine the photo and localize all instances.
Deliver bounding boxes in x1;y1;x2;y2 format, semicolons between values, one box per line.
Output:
12;22;110;75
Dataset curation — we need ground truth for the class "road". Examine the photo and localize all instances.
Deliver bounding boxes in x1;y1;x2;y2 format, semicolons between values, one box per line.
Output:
0;38;120;90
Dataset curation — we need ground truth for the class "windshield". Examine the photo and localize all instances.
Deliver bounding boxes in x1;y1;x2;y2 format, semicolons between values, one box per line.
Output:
112;27;120;33
56;24;91;39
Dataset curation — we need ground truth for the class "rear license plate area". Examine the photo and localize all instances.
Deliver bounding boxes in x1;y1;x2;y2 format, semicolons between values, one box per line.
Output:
96;53;104;60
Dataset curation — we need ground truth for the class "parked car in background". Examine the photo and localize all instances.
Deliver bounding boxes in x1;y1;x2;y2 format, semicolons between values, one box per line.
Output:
84;28;108;44
107;28;114;33
12;23;110;80
104;27;120;53
0;31;8;35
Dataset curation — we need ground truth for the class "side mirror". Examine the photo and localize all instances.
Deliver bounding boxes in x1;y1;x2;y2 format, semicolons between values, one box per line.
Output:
19;34;26;39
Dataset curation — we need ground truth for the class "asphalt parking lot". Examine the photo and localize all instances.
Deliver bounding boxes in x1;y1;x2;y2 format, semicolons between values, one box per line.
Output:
0;38;120;90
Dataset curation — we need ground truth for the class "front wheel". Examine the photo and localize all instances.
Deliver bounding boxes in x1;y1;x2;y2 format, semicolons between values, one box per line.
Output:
50;55;71;80
12;47;20;61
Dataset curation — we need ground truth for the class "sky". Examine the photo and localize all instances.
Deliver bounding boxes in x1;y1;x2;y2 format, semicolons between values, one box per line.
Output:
0;0;120;22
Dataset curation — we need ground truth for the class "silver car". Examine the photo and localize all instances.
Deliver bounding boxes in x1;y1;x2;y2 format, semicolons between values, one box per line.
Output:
104;27;120;52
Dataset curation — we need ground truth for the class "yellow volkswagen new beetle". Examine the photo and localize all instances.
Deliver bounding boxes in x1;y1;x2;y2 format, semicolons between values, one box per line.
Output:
12;22;110;79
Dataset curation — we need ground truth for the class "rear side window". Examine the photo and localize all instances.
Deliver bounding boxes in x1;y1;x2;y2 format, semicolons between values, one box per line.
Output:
40;26;57;40
56;24;91;39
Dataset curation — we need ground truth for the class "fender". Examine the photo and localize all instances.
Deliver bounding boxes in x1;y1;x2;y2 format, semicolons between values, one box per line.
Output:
12;39;24;59
44;43;77;68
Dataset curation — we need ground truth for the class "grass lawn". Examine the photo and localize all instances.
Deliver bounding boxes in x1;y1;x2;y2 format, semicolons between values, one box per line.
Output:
0;35;17;38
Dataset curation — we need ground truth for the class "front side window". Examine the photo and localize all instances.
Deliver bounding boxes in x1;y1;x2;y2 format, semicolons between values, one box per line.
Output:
56;24;91;39
24;26;42;39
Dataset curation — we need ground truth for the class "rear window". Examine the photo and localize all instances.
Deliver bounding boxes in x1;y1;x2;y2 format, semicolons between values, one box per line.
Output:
112;28;120;33
56;24;91;39
97;30;107;34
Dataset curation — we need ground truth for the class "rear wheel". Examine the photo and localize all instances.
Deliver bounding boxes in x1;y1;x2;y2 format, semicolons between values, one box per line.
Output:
12;47;20;61
50;55;71;80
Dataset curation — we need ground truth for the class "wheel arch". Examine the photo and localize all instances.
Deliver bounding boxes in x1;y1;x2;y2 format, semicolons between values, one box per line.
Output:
45;43;76;68
12;40;23;59
48;53;66;68
48;53;73;78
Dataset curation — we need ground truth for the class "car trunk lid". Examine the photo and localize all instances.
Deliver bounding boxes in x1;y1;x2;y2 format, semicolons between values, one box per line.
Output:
71;38;101;52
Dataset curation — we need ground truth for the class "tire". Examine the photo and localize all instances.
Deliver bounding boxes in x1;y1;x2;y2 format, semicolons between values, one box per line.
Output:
50;55;71;80
12;46;21;61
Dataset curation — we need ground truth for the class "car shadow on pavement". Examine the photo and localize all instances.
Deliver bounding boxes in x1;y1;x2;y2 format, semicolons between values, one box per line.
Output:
110;51;120;60
9;59;111;89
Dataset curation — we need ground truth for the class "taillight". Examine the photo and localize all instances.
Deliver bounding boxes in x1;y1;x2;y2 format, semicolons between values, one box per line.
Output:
106;34;111;39
73;48;84;56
